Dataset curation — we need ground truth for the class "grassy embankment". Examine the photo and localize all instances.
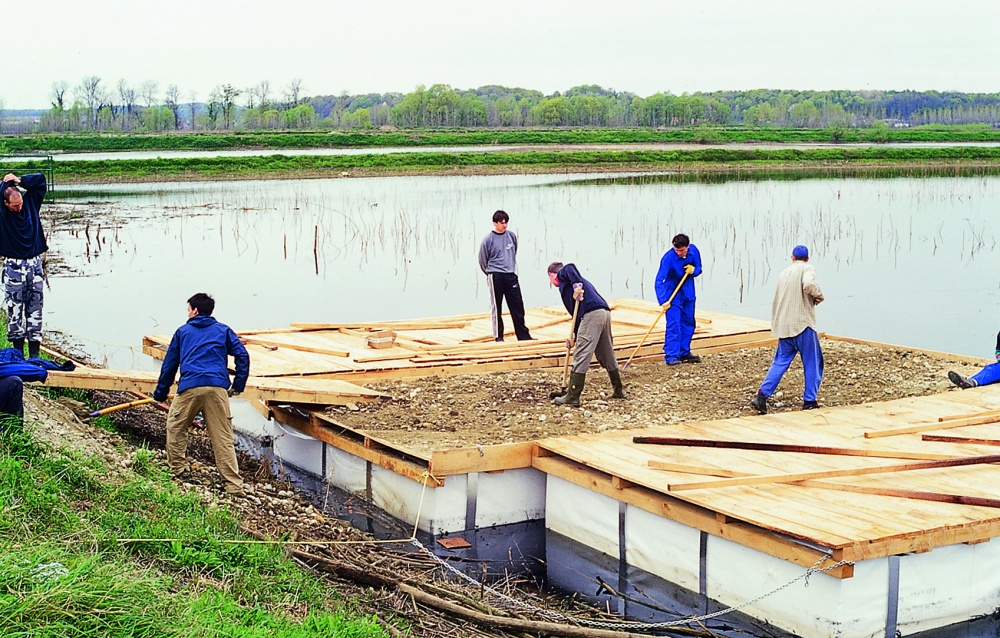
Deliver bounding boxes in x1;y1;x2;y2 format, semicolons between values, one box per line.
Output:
0;318;389;637
3;123;1000;152
9;145;1000;184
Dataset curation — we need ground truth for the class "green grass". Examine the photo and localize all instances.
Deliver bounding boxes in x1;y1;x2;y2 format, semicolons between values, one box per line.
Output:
0;416;389;637
4;125;1000;155
9;145;1000;185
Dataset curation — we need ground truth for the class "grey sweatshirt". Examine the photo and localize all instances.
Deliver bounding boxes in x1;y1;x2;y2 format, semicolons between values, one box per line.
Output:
478;230;519;274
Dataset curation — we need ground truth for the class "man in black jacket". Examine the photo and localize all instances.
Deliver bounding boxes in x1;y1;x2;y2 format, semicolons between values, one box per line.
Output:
547;262;626;407
0;172;48;359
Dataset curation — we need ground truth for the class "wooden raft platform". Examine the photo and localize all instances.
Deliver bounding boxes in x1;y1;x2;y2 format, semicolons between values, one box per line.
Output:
142;300;772;383
535;383;1000;578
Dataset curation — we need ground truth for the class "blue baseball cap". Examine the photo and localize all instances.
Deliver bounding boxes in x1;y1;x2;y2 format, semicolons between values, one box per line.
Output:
792;245;809;259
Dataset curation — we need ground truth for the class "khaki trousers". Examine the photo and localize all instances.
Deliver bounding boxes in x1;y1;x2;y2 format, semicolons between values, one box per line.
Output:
165;386;243;494
572;308;619;374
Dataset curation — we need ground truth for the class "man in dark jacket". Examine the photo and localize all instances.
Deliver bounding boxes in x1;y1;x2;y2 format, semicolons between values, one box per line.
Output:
154;293;250;498
0;173;49;359
547;262;625;407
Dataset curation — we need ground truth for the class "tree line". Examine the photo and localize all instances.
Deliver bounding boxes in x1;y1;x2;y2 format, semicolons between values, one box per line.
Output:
7;78;1000;133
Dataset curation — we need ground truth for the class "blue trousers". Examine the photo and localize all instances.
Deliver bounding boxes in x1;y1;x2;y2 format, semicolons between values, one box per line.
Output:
663;297;696;362
759;327;824;402
972;362;1000;387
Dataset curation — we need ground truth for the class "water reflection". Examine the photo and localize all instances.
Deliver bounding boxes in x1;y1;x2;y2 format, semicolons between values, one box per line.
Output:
43;172;1000;369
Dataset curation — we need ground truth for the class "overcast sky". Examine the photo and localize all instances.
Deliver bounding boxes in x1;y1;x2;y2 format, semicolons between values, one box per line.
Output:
4;0;998;110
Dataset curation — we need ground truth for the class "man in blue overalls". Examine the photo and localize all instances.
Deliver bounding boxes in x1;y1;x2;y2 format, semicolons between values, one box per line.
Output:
655;233;702;365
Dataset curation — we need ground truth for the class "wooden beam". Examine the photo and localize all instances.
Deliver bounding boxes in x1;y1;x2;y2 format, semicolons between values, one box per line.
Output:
939;409;1000;423
650;460;1000;509
865;413;1000;439
241;336;351;358
666;454;1000;492
633;436;956;461
922;435;1000;446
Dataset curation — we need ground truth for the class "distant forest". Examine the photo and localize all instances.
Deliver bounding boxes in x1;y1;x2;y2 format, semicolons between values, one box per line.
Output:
4;79;1000;133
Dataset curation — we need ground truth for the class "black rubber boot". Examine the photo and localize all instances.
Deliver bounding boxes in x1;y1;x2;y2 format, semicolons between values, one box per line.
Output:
28;341;40;359
553;372;585;407
10;338;24;356
608;369;627;399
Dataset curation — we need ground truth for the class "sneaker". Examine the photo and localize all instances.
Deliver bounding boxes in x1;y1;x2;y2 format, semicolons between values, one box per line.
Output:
948;371;976;390
665;359;682;366
750;392;768;415
802;400;820;410
680;354;702;364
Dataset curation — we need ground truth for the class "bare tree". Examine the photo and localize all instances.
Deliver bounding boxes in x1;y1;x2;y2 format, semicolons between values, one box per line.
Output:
188;90;198;130
50;81;68;110
257;80;272;110
117;79;137;130
74;76;104;129
165;84;181;130
140;80;159;109
285;78;304;107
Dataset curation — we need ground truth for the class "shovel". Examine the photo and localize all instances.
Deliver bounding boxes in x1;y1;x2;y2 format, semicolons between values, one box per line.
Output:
550;296;581;399
622;270;690;370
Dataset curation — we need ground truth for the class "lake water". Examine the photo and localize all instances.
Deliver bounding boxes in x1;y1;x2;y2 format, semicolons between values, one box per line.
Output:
43;171;999;370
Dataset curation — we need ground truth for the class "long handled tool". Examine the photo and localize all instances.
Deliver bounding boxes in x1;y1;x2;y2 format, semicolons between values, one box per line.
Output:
87;397;155;418
550;296;581;398
622;270;690;370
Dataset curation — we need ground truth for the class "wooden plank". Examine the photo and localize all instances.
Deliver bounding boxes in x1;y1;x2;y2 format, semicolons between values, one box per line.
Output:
666;454;1000;492
242;336;351;357
865;413;1000;439
428;442;535;475
923;435;1000;446
650;459;1000;509
632;436;955;461
43;368;388;407
939;409;1000;423
272;407;442;486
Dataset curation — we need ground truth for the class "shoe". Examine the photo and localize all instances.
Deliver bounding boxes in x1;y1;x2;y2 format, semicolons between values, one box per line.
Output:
802;401;820;410
948;371;976;390
665;359;682;366
680;354;701;364
750;392;768;415
173;469;202;485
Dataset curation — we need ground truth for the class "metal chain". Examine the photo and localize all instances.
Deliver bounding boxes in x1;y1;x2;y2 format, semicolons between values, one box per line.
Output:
413;537;853;632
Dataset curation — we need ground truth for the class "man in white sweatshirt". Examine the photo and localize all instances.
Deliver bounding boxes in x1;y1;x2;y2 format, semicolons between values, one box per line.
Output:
751;245;824;414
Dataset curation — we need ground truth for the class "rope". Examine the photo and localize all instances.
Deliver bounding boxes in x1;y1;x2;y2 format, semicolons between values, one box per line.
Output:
412;535;853;631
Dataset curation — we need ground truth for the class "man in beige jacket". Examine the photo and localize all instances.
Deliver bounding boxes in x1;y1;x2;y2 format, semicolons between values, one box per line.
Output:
751;245;824;414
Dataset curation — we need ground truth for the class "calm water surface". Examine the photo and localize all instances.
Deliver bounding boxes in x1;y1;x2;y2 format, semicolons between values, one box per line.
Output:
44;172;999;370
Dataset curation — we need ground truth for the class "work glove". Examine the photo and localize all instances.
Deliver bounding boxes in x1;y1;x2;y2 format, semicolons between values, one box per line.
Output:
660;301;671;312
572;283;584;301
683;264;695;275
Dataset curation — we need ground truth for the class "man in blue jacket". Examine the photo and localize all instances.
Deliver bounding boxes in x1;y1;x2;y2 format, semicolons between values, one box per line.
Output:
0;173;49;359
654;233;702;365
547;262;625;407
154;293;250;498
